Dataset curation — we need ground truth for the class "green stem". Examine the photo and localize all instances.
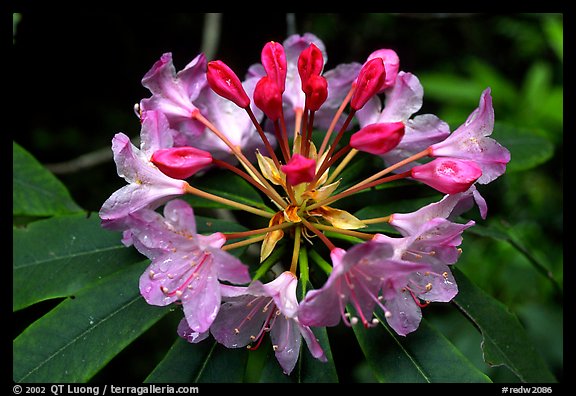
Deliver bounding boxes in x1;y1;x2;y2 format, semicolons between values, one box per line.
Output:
290;225;302;274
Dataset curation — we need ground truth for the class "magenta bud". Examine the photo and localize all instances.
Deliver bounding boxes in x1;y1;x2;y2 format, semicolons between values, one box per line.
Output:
366;49;400;92
303;75;328;111
298;43;324;88
411;158;482;194
350;58;386;111
350;122;405;155
253;76;283;121
206;60;250;108
280;154;316;186
261;41;287;93
151;147;213;179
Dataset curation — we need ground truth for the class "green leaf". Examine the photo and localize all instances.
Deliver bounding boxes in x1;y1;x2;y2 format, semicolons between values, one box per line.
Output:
146;339;248;383
13;213;142;311
467;223;562;294
258;326;339;383
494;122;554;172
542;15;563;62
13;261;168;382
353;312;491;383
194;215;248;234
13;141;83;217
452;268;557;382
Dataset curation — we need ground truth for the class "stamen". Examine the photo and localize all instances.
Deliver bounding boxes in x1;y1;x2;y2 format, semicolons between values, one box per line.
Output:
161;253;211;297
408;290;430;308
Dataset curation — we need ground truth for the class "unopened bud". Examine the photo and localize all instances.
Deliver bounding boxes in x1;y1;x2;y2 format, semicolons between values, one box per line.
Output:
206;60;250;108
303;75;328;111
151;147;213;179
261;41;287;93
280;154;316;186
366;49;400;92
350;122;405;155
253;76;283;121
350;58;386;111
298;43;324;88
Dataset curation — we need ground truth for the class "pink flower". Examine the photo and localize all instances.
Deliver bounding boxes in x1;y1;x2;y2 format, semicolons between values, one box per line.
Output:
281;154;316;186
372;213;474;335
410;158;483;194
194;79;274;163
389;187;488;232
298;245;430;329
356;72;451;171
429;88;511;184
99;111;187;229
209;272;326;375
122;199;250;333
140;53;207;139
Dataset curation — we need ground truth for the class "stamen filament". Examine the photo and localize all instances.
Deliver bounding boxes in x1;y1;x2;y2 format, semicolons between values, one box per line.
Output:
346;147;432;192
309;143;352;188
312;223;374;240
163;253;209;297
318;84;355;157
361;215;391;225
279;112;291;161
301;218;336;251
213;159;286;208
303;110;315;158
193;110;286;206
326;148;359;184
316;111;356;177
222;234;268;251
307;171;411;211
185;183;274;218
224;221;294;240
245;107;282;170
273;119;291;163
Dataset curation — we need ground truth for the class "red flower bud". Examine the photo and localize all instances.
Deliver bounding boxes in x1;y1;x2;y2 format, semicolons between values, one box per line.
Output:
350;58;386;111
303;75;328;111
253;76;283;121
410;158;482;194
281;154;316;186
366;49;400;92
151;147;213;179
298;43;324;88
350;122;405;155
261;41;287;93
206;60;250;108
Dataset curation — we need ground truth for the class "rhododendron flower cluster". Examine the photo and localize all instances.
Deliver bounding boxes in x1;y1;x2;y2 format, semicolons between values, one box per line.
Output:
100;33;510;375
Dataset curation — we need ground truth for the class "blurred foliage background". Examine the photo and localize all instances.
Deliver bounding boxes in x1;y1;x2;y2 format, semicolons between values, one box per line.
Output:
12;13;563;382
